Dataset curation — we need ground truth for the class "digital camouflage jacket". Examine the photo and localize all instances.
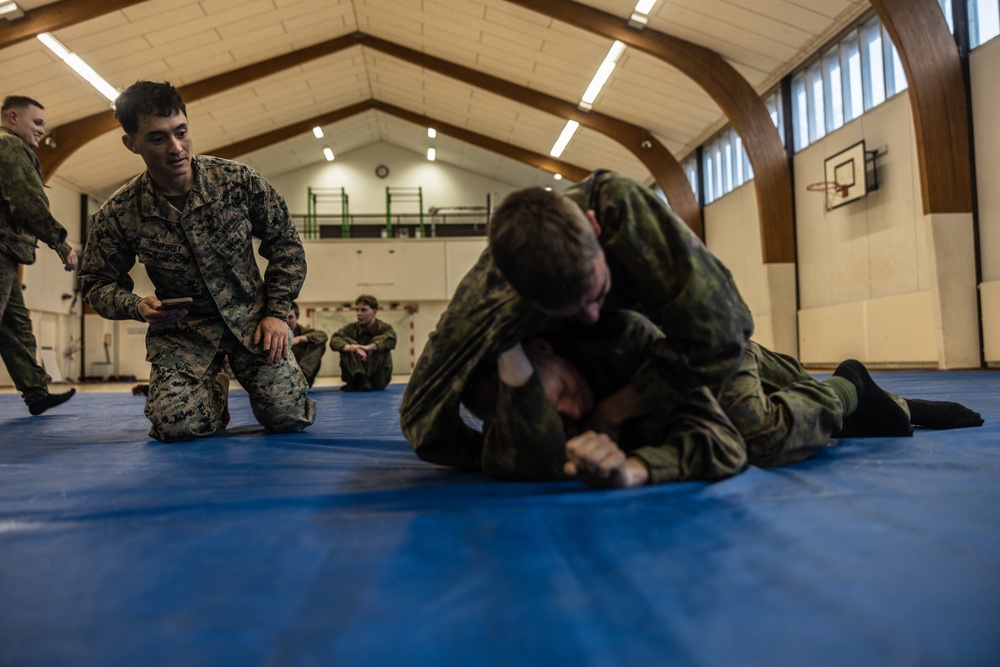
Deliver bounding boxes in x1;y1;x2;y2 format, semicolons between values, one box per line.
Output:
80;155;306;377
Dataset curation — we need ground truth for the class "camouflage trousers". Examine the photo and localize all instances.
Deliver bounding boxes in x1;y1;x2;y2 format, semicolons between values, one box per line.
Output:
0;254;51;405
338;349;393;390
718;341;845;467
146;328;316;443
292;340;326;387
630;341;847;484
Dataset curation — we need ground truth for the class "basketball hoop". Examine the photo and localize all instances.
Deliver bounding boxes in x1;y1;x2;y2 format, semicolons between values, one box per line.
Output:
806;181;849;198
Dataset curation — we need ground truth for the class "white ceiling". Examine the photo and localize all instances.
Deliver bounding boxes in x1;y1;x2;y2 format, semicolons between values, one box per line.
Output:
0;0;872;198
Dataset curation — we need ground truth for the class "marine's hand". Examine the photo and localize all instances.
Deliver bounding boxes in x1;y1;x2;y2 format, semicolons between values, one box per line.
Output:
137;296;189;328
255;316;290;364
564;431;649;488
63;249;78;272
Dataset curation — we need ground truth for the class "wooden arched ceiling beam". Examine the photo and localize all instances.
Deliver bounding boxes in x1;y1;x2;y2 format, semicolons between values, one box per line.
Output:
0;0;146;50
39;31;699;233
503;0;795;264
357;34;700;235
870;0;972;213
37;33;361;177
210;98;592;183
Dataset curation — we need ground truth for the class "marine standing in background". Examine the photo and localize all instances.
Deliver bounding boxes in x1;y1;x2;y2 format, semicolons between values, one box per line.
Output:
79;81;315;442
329;294;396;392
287;302;327;388
0;95;77;415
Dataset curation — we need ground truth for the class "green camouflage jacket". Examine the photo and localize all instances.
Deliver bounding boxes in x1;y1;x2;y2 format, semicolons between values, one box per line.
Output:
80;155;306;376
0;127;72;265
400;170;753;472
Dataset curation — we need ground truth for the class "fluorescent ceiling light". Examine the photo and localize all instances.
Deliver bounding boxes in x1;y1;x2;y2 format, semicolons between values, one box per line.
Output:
553;174;563;181
38;33;118;102
0;1;25;19
580;40;626;107
427;147;436;161
312;126;324;139
549;120;579;158
323;147;334;161
634;0;657;14
427;128;437;138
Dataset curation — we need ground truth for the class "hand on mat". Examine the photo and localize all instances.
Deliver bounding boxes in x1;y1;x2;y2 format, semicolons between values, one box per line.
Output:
565;431;649;488
255;316;290;364
138;295;188;328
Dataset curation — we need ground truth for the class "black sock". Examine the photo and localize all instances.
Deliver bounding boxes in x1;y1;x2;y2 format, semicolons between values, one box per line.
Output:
906;399;984;429
833;360;913;437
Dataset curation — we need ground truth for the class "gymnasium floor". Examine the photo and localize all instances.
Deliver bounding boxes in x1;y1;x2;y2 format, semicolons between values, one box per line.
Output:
1;370;998;666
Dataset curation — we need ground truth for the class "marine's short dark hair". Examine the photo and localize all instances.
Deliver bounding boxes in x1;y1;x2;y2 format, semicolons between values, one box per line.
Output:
2;96;43;113
355;294;379;311
488;187;600;309
290;302;301;317
114;81;187;135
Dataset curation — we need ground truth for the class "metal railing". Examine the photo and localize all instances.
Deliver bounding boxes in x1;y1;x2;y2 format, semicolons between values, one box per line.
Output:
293;210;489;240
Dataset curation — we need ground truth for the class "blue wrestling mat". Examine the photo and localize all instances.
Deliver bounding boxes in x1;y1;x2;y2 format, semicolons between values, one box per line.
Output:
1;372;999;666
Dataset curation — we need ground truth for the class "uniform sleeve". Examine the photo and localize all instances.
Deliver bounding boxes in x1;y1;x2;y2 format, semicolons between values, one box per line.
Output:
0;139;69;253
587;172;754;418
371;322;396;351
247;172;305;320
79;209;143;321
302;327;328;347
399;249;540;469
329;324;357;351
481;373;568;481
626;386;748;484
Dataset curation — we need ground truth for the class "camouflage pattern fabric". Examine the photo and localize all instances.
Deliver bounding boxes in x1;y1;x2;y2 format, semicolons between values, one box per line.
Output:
400;169;753;470
0;254;51;405
80;155;313;441
486;311;849;485
147;328;315;443
329;319;396;389
291;323;327;386
0;127;72;406
0;127;73;265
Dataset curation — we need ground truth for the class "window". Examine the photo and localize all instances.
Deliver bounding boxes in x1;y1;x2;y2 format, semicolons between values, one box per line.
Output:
790;14;908;152
861;17;887;109
840;31;864;122
969;0;1000;47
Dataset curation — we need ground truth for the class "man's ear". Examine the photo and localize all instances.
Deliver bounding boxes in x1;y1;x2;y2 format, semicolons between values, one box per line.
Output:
585;209;601;237
121;133;137;153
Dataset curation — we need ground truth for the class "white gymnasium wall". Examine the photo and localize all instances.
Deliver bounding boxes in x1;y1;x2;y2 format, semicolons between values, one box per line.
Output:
266;142;532;217
702;181;777;350
793;92;938;366
971;36;1000;365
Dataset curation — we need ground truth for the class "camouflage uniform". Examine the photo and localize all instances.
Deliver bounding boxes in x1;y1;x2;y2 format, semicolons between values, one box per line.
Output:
329;319;397;390
484;311;846;484
0;127;74;406
80;156;315;442
400;169;754;473
291;323;327;387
